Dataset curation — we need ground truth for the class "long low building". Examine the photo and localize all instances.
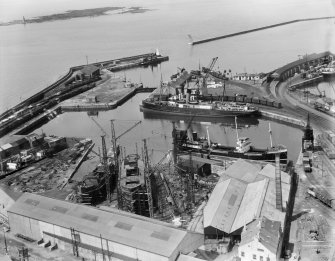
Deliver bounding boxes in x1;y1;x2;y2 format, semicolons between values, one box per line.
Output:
8;193;204;261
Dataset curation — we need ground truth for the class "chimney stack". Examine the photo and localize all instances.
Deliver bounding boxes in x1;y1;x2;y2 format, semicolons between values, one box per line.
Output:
275;153;283;211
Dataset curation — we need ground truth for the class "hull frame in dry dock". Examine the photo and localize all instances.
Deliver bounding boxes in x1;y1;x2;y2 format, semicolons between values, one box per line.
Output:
140;101;260;118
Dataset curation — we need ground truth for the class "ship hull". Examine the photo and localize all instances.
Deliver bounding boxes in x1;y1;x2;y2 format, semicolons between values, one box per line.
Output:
178;144;287;164
140;101;259;118
321;71;335;78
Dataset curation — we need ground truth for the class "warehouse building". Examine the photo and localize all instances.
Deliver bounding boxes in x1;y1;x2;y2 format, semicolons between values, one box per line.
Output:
8;193;204;261
204;159;292;241
0;185;21;222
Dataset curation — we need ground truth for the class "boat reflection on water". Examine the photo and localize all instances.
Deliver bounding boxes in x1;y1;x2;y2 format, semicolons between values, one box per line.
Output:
141;111;259;128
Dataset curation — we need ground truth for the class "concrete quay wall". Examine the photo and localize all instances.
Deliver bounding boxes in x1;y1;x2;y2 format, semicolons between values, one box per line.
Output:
260;110;306;128
60;87;156;112
288;76;324;90
0;53;166;121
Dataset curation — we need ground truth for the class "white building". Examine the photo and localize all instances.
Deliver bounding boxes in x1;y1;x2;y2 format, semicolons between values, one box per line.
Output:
233;73;260;81
8;193;204;261
238;216;282;261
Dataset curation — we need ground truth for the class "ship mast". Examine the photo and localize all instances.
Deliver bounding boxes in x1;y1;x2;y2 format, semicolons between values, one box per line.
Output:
206;126;211;147
159;74;163;102
235;116;239;141
269;122;273;148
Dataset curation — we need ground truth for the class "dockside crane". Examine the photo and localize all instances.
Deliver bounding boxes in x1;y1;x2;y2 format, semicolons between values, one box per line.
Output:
143;139;154;218
110;119;142;209
101;135;112;203
200;57;218;94
89;117;142;206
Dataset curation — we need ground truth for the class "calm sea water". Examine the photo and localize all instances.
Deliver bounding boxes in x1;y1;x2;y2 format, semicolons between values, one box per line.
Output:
37;93;303;164
1;0;334;163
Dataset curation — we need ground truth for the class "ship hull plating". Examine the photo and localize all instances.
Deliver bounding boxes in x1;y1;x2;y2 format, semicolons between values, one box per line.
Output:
140;101;259;118
178;144;288;164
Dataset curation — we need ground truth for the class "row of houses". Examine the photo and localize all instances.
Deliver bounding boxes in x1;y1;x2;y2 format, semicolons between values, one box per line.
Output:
232;73;262;81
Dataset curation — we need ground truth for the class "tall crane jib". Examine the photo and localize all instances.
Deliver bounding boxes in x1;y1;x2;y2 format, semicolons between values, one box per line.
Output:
101;135;112;203
143;139;154;218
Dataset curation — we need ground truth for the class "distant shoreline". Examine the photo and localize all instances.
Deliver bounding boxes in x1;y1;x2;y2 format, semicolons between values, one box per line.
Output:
0;6;151;26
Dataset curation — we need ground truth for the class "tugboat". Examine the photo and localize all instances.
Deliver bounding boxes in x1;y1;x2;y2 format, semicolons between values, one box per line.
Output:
173;117;287;164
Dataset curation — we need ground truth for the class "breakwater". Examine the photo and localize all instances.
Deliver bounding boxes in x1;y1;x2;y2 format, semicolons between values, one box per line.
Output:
0;53;168;138
0;53;168;122
191;16;335;45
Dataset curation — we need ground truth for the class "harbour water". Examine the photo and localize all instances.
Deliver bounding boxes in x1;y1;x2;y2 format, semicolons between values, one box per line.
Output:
37;93;303;165
1;0;334;165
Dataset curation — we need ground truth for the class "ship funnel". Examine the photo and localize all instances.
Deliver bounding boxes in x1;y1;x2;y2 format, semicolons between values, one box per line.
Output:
275;153;283;211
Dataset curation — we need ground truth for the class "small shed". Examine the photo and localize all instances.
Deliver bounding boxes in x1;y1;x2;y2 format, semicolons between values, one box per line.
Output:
80;65;100;78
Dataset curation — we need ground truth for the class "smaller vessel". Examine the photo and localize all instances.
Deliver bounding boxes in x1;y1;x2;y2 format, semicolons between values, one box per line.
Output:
321;61;335;77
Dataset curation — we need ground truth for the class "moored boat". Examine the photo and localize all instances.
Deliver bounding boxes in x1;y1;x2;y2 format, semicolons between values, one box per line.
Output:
173;118;287;164
140;97;259;118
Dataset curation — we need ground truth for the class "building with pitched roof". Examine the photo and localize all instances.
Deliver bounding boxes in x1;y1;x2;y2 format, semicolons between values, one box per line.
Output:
8;193;204;261
203;159;292;244
0;185;21;225
238;216;282;261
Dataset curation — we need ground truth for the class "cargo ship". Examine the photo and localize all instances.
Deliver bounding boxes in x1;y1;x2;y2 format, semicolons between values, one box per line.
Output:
140;94;259;118
173;118;287;164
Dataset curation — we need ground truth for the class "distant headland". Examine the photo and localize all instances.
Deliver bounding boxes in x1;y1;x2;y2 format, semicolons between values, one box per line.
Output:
0;6;151;26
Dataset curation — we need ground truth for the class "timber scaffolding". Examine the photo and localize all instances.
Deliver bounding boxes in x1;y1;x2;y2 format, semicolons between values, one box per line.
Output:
189;16;335;45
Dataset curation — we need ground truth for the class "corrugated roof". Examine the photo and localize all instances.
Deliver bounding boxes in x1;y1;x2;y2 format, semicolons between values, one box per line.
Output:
80;65;100;75
240;216;281;254
230;179;269;232
258;164;291;184
221;159;261;183
0;135;27;147
0;185;22;201
8;193;199;258
204;178;248;233
204;159;291;233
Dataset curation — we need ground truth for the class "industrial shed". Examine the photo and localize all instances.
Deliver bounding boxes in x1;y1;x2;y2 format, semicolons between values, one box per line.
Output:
0;185;21;223
204;159;291;240
8;193;204;261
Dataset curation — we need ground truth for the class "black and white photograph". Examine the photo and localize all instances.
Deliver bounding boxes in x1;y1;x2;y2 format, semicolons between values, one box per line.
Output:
0;0;334;260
